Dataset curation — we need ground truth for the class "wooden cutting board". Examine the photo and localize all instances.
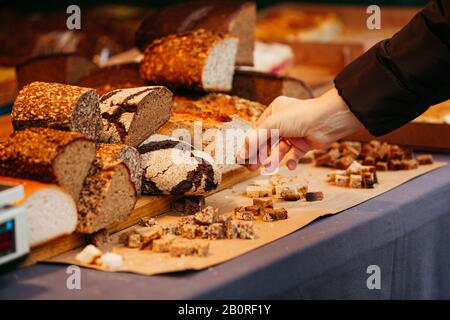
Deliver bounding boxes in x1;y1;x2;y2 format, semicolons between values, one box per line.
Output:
21;166;259;267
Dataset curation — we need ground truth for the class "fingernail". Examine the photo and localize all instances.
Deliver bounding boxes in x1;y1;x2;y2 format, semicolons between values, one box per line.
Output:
239;148;247;160
287;160;297;170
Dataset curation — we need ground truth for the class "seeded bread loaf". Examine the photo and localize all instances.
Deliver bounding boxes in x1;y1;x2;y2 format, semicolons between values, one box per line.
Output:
0;128;96;201
98;86;173;147
95;144;142;195
76;63;147;96
12;81;102;140
231;70;314;105
138;134;221;196
135;1;255;66
77;147;137;234
140;29;238;92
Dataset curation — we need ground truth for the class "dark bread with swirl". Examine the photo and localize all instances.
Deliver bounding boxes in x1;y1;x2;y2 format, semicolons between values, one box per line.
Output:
138;134;221;196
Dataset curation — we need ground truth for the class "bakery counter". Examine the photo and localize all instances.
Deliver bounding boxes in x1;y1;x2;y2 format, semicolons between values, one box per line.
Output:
1;153;450;299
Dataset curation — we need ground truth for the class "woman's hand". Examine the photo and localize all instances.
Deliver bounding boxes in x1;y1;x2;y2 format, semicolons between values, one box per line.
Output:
239;88;364;171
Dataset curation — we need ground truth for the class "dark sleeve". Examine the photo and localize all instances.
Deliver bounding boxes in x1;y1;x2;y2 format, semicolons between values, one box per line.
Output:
334;0;450;136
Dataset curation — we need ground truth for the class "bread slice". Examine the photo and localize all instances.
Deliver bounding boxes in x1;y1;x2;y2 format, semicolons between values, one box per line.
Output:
0;128;96;201
77;152;137;234
139;134;221;196
95;144;142;195
140;29;238;92
232;70;313;105
16;53;98;90
135;1;255;66
98;86;173;147
0;177;78;248
12;82;102;140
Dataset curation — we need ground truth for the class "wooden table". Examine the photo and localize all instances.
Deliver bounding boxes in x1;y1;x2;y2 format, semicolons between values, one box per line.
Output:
0;115;12;138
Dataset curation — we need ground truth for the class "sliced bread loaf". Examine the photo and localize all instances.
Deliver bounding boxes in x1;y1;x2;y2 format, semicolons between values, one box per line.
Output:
140;29;238;92
0;128;96;201
138;134;221;196
98;86;173;147
0;177;78;248
12;81;102;140
135;1;256;66
95;144;142;195
77;148;137;234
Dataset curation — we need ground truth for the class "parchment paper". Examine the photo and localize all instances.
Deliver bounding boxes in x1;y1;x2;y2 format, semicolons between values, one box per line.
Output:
48;162;446;275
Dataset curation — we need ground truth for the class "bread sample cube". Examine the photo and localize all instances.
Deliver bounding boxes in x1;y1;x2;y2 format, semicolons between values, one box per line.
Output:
347;161;363;175
244;205;261;216
246;185;271;198
234;207;255;221
185;196;206;214
162;223;180;236
376;161;388;171
262;208;288;222
416;154;433;165
139;134;221;196
389;159;403;170
180;223;198;240
334;156;355;170
208;223;226;240
75;244;102;264
77;146;138;234
127;233;142;248
362;172;375;189
97;252;124;270
237;221;255;239
196;225;210;239
335;174;350;187
12;82;102;140
401;159;419;170
136;226;163;247
169;239;197;257
349;174;362;188
194;241;210;257
152;235;178;253
140;29;238;92
226;220;239;239
98;86;173;147
253;198;274;210
137;217;156;227
194;206;219;225
305;192;324;202
0;128;96;202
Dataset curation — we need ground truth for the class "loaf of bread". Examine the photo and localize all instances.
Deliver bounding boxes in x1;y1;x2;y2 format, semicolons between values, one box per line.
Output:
135;1;255;66
138;134;221;196
12;82;102;140
98;86;173;147
95;144;142;195
231;70;314;105
16;53;98;90
140;29;238;92
76;63;147;96
77;146;137;234
0;177;78;248
0;128;96;201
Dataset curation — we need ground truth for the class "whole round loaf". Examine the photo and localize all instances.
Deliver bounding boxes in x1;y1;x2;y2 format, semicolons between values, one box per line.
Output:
138;134;222;196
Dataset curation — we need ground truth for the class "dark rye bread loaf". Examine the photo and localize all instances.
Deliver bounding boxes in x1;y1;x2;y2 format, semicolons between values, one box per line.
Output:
0;128;96;201
140;29;238;92
77;147;137;234
135;1;256;66
98;86;173;147
76;63;147;96
138;134;221;196
12;82;102;140
95;144;142;195
16;53;98;90
231;70;314;105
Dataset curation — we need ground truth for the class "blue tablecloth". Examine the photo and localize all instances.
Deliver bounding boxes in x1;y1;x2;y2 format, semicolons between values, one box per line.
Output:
1;154;450;300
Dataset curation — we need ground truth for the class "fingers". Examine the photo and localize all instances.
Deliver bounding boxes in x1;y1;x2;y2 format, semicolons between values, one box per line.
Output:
262;139;291;171
284;146;305;170
240;116;280;161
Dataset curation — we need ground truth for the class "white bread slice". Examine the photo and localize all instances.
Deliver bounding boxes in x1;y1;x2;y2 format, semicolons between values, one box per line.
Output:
0;177;77;248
